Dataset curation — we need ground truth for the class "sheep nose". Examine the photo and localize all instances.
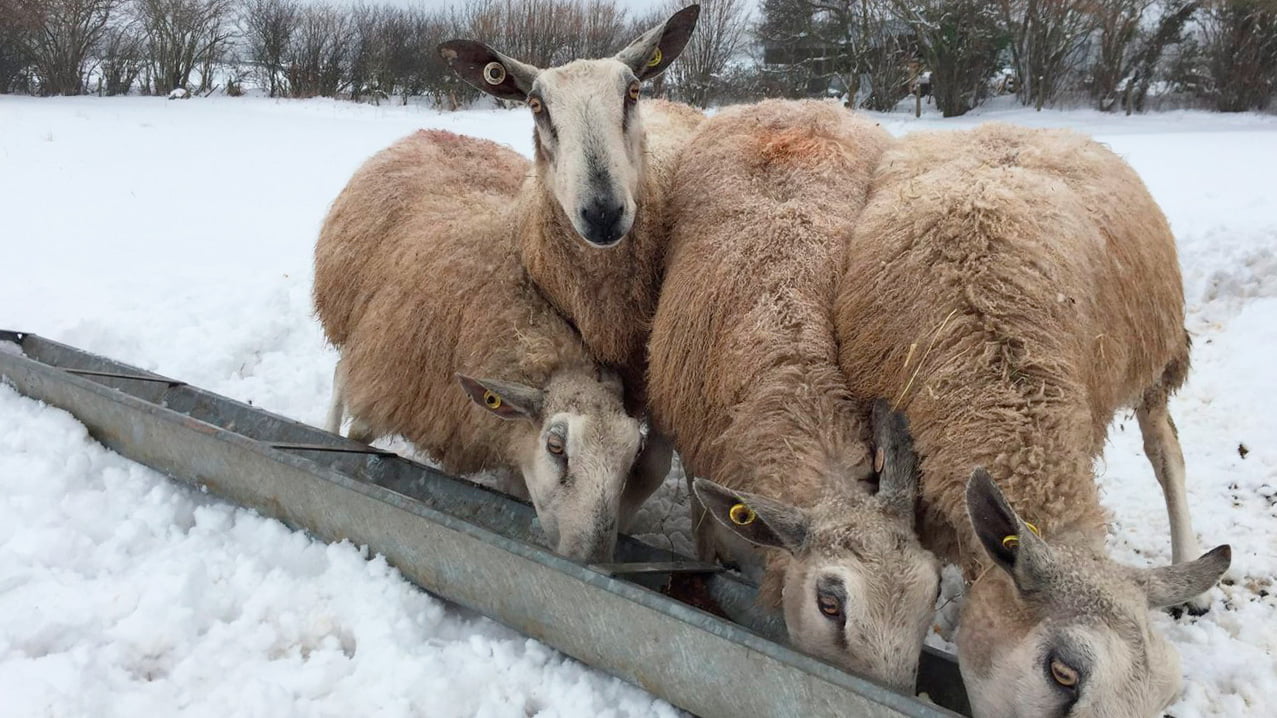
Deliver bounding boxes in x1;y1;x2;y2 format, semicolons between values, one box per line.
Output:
578;198;626;247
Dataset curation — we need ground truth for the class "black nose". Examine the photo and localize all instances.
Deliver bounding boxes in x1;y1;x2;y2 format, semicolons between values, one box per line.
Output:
578;198;626;246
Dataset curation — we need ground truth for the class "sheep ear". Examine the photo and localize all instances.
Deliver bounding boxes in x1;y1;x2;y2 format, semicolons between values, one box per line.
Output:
965;468;1050;594
871;399;919;524
438;40;540;101
614;4;700;81
1140;545;1231;609
456;373;543;421
692;477;809;554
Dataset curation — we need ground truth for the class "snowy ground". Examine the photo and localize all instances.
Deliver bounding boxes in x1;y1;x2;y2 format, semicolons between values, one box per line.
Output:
1;94;1274;717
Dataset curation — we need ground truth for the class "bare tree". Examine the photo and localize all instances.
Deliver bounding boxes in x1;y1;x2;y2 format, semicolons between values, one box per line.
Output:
855;0;914;111
661;0;749;107
99;20;145;94
20;0;120;95
1198;0;1277;111
461;0;577;67
135;0;233;94
571;0;630;60
345;3;381;101
999;0;1099;109
0;0;36;93
1090;0;1151;110
284;4;350;98
404;9;451;105
239;0;295;97
1121;0;1199;112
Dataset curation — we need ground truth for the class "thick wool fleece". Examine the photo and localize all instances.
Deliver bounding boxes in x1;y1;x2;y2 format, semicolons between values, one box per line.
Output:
313;130;597;474
835;123;1188;574
517;99;703;412
647;99;892;605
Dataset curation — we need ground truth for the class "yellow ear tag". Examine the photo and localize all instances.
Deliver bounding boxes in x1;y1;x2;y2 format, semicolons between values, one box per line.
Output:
1000;521;1041;550
728;502;756;526
647;47;662;67
483;390;502;409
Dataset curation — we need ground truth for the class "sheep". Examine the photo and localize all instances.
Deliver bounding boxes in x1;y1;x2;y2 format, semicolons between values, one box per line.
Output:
834;122;1231;716
440;5;702;412
439;6;704;505
314;129;647;563
646;99;941;692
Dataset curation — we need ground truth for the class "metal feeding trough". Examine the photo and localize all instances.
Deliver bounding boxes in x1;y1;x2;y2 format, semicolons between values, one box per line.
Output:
0;330;970;717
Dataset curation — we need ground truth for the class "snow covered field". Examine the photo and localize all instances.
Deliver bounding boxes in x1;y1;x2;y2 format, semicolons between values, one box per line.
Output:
1;94;1274;717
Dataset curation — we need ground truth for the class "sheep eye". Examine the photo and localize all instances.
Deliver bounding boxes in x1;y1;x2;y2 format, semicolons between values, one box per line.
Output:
627;81;640;102
546;433;565;455
816;591;842;619
528;96;543;114
1050;658;1079;689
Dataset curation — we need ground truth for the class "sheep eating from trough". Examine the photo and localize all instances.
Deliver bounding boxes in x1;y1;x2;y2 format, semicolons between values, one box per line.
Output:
834;123;1231;716
646;99;941;692
314;130;649;563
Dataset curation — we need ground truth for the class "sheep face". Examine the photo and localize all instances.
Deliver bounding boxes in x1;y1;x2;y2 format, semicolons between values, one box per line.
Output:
524;61;646;248
458;368;642;562
438;5;700;248
691;403;941;692
959;470;1231;718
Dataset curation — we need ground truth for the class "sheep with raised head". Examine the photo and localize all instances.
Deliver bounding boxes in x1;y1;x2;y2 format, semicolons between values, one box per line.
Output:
646;99;941;692
834;123;1231;716
315;130;646;563
440;5;705;501
440;6;703;410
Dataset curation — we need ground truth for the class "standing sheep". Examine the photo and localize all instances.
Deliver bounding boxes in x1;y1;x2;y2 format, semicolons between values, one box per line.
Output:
440;5;703;415
315;130;646;563
647;99;941;692
835;123;1231;716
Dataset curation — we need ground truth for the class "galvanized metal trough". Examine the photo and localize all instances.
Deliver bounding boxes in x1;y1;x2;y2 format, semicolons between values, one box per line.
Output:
0;330;970;718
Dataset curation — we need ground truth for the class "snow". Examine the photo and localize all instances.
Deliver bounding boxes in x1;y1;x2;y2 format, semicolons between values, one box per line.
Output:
2;94;1275;716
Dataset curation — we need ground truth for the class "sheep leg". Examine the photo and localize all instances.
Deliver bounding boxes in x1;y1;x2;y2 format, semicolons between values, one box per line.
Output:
619;431;675;532
1136;392;1208;610
325;360;346;434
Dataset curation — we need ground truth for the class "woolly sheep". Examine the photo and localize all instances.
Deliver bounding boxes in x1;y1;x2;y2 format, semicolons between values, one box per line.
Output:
834;123;1231;716
646;99;941;692
440;7;703;413
314;130;647;563
439;7;705;508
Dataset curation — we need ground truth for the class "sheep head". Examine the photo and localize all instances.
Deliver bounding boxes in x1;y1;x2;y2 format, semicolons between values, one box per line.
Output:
457;366;642;562
439;5;700;248
958;468;1231;718
692;401;941;693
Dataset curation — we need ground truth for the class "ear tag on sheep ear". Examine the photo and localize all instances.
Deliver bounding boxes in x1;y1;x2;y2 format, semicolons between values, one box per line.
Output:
647;47;662;68
1000;520;1041;550
729;502;757;526
874;447;885;473
482;390;502;410
482;61;507;86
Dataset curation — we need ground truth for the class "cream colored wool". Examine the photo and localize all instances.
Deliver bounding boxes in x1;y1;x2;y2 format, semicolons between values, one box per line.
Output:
835;122;1188;575
647;99;893;604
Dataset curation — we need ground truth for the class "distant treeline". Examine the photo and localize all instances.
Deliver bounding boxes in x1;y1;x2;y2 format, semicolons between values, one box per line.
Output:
1;0;1274;114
